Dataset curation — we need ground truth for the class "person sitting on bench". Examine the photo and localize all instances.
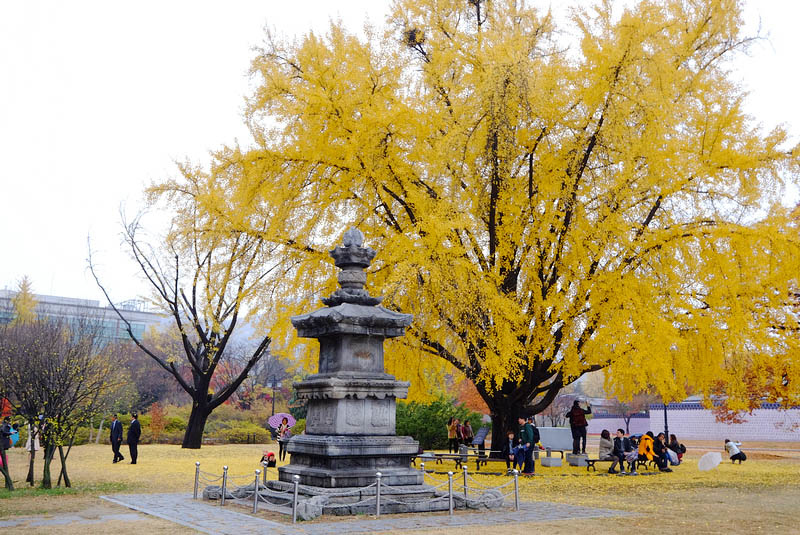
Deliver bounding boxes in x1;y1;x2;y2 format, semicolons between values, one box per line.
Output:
615;429;635;473
598;429;621;474
638;431;659;470
651;432;672;472
500;431;516;472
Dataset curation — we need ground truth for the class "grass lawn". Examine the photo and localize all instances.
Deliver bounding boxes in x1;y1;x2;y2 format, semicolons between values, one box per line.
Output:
1;440;799;534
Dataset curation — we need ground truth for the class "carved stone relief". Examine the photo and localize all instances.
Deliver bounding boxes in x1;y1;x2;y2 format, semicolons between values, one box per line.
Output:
345;398;365;426
370;400;390;428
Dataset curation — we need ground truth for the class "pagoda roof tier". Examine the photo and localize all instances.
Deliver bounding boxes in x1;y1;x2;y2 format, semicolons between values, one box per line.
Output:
291;302;412;339
295;374;410;400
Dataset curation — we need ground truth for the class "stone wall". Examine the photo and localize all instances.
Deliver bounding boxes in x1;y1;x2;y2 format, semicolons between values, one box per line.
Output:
586;407;800;441
586;415;651;436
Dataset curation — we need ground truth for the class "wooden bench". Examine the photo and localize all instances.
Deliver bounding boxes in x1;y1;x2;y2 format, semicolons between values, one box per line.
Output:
474;455;511;472
585;458;618;472
422;452;498;471
634;457;658;471
586;456;657;472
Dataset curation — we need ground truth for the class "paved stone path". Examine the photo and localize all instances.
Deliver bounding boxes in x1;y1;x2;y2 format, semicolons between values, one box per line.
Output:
101;492;632;534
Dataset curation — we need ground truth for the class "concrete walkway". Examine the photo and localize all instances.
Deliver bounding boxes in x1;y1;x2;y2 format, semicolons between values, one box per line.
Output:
100;492;632;534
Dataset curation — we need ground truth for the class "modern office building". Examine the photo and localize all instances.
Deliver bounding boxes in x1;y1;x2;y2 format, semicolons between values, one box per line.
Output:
0;290;164;344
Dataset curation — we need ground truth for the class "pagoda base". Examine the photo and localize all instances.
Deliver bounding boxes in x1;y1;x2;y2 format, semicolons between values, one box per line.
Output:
279;434;422;487
265;480;462;519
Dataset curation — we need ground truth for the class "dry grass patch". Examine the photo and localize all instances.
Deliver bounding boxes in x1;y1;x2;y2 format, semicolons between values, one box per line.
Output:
0;442;273;517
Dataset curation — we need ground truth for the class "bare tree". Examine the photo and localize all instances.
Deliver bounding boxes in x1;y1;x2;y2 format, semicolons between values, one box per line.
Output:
609;393;657;434
212;342;290;410
90;209;280;448
537;392;577;427
0;316;122;488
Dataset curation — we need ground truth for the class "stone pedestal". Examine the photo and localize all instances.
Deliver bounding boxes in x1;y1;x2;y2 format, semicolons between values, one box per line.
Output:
566;453;588;467
279;435;422;487
540;456;562;467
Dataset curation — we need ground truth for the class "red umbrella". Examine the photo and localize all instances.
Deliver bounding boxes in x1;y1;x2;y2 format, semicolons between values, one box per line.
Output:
268;413;296;429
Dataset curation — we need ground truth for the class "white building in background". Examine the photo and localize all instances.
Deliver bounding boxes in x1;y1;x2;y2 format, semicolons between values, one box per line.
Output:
586;396;800;441
0;290;163;344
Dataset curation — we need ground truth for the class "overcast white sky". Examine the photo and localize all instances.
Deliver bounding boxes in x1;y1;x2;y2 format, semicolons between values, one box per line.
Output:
1;1;798;305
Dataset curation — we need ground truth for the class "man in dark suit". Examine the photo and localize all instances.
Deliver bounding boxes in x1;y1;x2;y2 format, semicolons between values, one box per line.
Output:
110;414;124;463
127;412;141;464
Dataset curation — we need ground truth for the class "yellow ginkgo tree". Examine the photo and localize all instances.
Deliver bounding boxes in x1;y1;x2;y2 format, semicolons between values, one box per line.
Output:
10;276;37;325
152;0;800;446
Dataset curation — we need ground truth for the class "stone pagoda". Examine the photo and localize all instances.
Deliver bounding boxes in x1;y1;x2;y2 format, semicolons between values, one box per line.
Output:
278;228;422;489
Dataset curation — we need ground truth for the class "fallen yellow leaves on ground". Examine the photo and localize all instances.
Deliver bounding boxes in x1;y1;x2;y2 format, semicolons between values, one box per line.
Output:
4;442;799;502
2;442;800;534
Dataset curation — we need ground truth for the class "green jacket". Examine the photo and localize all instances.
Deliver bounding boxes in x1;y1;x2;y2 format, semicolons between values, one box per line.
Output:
518;422;534;445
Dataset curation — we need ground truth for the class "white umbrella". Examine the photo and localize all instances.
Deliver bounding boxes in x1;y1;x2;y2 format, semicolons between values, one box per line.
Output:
698;451;722;471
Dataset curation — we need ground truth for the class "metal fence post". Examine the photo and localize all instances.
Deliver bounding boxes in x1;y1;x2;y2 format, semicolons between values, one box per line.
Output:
375;472;382;517
462;465;468;500
513;469;520;511
221;466;228;506
253;469;261;514
262;461;268;486
447;471;454;516
292;474;300;524
193;462;200;499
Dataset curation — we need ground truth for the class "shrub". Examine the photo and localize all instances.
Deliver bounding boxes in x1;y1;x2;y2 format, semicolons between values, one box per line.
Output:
396;397;487;450
292;418;305;436
211;421;272;444
164;416;186;432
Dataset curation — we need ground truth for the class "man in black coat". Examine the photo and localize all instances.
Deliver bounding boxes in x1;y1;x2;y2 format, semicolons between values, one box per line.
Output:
612;429;629;473
127;412;141;464
109;414;124;463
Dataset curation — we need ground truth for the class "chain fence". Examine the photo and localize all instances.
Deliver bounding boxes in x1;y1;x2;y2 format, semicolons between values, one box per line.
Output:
193;460;521;523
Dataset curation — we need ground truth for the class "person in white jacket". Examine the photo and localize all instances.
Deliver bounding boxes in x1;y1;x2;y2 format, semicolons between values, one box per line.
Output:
25;423;40;454
724;439;746;464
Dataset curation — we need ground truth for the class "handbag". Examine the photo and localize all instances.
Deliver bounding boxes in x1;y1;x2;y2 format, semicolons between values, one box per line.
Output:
666;449;679;465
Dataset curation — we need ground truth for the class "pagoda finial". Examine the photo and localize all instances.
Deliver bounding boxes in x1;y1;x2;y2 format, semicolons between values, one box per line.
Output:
321;228;383;306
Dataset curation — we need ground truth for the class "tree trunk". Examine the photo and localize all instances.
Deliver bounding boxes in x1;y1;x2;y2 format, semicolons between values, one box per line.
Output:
40;445;55;489
26;447;35;486
476;371;563;458
88;420;93;443
0;449;13;490
57;446;70;488
487;403;519;458
96;419;104;444
58;431;77;487
182;403;210;449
